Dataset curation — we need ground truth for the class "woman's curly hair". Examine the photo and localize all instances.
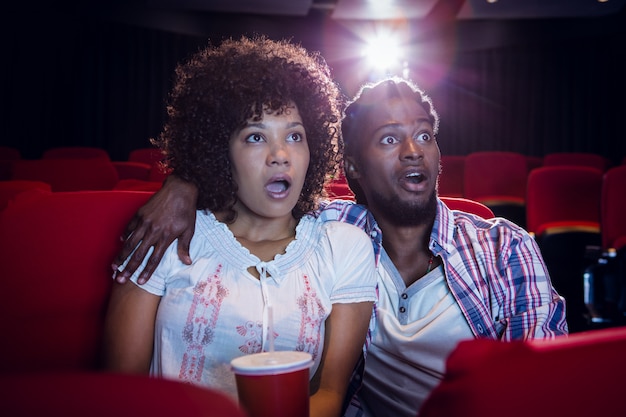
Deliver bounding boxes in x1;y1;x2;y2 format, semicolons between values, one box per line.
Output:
341;77;439;205
153;35;343;220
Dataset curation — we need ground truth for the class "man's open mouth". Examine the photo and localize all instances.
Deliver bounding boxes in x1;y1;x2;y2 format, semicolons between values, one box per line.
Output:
405;172;425;184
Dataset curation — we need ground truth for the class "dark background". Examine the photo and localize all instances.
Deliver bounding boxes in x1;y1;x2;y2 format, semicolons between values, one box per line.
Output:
2;1;625;163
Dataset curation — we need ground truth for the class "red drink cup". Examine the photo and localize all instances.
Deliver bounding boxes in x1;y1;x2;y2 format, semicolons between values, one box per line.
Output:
231;351;313;417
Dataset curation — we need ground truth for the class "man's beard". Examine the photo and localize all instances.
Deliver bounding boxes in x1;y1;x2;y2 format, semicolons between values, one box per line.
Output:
369;188;438;227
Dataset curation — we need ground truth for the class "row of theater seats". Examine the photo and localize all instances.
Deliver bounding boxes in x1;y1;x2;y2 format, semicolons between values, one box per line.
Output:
439;151;621;228
440;151;626;333
532;168;625;333
1;146;624;331
0;146;168;193
1;180;625;416
0;190;247;416
439;151;617;200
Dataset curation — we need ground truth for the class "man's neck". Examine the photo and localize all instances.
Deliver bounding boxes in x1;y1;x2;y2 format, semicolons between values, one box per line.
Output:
373;211;435;287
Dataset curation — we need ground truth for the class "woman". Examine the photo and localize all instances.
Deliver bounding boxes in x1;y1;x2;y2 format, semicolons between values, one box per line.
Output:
103;36;376;417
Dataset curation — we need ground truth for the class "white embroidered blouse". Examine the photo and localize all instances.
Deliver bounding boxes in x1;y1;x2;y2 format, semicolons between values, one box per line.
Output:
129;210;377;398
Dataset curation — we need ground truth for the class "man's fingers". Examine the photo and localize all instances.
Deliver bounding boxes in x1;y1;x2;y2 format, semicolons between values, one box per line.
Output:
176;229;194;265
137;245;168;285
112;227;145;271
114;239;153;284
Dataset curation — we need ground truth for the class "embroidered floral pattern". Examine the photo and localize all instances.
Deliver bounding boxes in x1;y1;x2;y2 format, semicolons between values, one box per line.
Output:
297;274;325;360
179;264;228;382
237;321;263;353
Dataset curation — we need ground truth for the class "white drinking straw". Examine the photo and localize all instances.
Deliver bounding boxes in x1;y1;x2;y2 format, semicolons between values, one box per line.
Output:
267;304;275;353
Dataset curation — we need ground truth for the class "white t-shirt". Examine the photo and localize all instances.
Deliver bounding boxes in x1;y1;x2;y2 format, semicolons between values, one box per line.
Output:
359;250;474;417
129;211;377;398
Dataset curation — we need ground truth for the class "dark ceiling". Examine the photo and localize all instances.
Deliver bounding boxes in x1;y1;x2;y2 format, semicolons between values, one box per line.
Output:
50;0;620;53
114;0;626;20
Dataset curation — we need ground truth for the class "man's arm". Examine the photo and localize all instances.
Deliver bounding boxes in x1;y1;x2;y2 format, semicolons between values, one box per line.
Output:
501;232;569;339
112;174;199;284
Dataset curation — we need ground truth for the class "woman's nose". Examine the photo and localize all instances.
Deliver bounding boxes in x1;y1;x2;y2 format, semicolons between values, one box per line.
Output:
268;142;290;165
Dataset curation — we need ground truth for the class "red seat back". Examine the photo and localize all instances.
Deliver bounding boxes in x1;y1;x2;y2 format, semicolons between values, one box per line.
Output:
438;155;465;198
112;161;152;181
11;158;119;191
0;180;52;211
440;196;494;218
0;146;21;180
0;191;152;372
42;146;110;160
0;372;246;417
526;166;602;236
128;147;171;182
0;146;21;160
543;152;610;172
601;165;626;250
128;147;163;165
324;171;355;201
419;327;626;417
463;151;527;204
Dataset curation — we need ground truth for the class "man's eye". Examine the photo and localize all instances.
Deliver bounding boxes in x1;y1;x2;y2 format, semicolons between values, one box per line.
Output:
416;132;432;142
380;135;398;145
245;134;264;143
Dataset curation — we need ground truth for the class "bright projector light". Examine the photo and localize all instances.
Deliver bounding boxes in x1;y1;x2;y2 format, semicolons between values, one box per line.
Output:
363;34;402;73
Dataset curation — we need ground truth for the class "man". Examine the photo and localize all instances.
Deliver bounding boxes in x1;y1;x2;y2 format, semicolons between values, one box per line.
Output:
113;77;567;417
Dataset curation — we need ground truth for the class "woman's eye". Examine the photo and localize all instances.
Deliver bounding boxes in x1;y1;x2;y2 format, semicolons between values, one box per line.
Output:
416;132;432;142
287;132;303;142
380;135;398;145
245;134;265;143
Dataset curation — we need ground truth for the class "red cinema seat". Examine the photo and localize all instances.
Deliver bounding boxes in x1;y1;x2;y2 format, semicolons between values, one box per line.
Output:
0;372;246;417
0;146;21;160
601;165;626;252
0;190;153;372
112;147;163;181
584;165;626;325
463;151;528;228
438;155;465;198
543;152;610;172
526;165;603;332
324;171;355;201
128;147;171;182
440;196;494;219
112;161;152;181
0;180;51;211
0;146;21;180
128;147;163;165
526;166;603;238
10;158;119;191
419;326;626;417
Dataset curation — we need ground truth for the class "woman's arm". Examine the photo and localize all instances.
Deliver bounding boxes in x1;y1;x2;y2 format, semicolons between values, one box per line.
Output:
112;174;199;285
309;301;374;417
103;281;161;373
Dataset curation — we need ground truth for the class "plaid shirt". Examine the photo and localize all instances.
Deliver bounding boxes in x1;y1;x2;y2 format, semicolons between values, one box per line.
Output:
316;198;568;416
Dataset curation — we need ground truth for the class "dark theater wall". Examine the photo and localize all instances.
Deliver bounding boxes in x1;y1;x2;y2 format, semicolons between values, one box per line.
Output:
1;4;625;164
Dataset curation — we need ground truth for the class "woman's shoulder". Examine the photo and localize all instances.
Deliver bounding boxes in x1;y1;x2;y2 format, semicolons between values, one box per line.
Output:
190;210;240;254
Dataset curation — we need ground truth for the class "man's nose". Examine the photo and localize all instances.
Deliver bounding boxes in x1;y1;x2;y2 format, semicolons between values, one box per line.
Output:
400;137;424;160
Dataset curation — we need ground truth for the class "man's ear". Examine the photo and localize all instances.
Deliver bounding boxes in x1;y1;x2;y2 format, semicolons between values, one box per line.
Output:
345;157;361;179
